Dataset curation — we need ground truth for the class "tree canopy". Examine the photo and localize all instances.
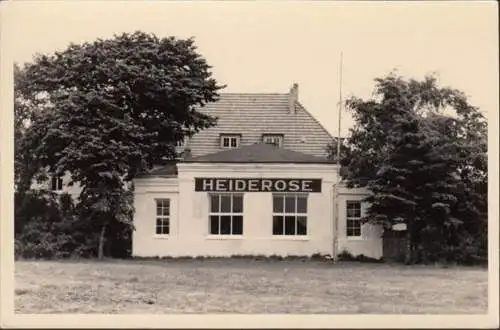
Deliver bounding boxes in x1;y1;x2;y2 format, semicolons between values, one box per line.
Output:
16;31;223;188
15;31;224;258
329;73;487;263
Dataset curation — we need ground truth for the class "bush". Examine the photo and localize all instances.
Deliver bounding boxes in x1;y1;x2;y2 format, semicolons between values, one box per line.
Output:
14;190;132;259
336;250;384;263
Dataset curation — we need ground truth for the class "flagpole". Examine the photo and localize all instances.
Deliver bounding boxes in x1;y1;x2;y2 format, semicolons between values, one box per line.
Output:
336;51;343;165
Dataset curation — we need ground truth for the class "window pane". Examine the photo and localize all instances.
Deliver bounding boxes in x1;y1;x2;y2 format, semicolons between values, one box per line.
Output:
220;195;231;213
297;216;307;235
232;195;243;213
162;206;169;216
284;216;296;235
232;216;243;235
347;202;361;218
273;195;283;213
230;138;237;147
156;218;169;235
223;138;229;147
210;216;219;235
273;216;284;235
210;195;219;213
285;196;296;213
220;215;231;234
297;196;307;213
347;218;361;237
347;219;357;229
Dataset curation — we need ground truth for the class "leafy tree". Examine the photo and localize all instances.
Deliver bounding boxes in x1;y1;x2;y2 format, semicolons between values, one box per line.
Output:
15;31;224;258
328;73;487;263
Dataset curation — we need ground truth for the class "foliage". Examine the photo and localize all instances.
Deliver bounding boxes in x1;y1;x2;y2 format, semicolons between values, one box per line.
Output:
15;190;134;259
328;73;487;264
15;31;223;258
336;250;384;263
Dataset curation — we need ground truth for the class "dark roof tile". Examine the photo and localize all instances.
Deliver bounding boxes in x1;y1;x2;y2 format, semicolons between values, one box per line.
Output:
182;142;335;164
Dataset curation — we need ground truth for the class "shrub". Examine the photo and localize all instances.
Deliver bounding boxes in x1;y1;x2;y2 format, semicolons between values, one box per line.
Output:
336;250;384;263
14;190;133;259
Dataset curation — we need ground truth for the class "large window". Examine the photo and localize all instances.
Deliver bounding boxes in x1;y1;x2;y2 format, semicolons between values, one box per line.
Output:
155;199;170;235
272;194;307;236
220;134;240;149
51;176;63;191
262;134;283;147
209;194;243;235
346;201;361;237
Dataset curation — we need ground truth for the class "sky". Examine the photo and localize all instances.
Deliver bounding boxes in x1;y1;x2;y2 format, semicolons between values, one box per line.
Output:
2;1;498;137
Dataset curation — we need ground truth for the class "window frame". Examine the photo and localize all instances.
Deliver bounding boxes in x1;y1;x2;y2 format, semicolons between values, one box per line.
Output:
208;193;244;236
220;134;241;149
346;200;362;239
262;134;284;147
155;198;171;236
50;176;63;191
272;193;308;237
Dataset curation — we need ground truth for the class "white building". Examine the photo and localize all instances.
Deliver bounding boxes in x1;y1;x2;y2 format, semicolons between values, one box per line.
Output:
132;84;383;259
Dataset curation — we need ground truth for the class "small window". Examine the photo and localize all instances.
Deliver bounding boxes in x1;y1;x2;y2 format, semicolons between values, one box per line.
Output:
220;135;240;149
51;176;63;191
155;199;170;235
176;140;184;147
262;134;283;147
272;194;307;236
209;194;244;235
346;201;362;237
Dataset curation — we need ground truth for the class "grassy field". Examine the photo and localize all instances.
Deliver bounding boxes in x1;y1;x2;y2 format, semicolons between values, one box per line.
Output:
15;259;488;314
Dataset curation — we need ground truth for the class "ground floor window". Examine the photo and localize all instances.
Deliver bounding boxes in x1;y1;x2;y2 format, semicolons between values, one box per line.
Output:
272;193;308;236
155;199;170;235
209;194;243;235
346;200;361;237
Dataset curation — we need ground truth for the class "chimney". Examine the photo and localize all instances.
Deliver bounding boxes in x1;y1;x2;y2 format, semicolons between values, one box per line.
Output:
288;83;298;114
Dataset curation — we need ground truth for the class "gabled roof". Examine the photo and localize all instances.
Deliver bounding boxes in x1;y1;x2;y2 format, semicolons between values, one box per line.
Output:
182;143;335;164
186;91;334;158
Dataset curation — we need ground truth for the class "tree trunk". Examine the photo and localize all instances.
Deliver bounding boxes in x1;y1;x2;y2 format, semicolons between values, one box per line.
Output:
98;222;108;260
405;219;415;264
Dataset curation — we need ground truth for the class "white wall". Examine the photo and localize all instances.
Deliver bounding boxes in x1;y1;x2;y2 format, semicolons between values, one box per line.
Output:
132;163;340;258
335;186;383;259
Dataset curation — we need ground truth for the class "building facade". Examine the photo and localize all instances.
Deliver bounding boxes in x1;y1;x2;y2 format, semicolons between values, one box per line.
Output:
132;84;383;259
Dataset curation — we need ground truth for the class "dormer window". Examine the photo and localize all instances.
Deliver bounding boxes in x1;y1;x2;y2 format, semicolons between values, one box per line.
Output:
220;134;240;149
51;176;63;191
262;134;283;147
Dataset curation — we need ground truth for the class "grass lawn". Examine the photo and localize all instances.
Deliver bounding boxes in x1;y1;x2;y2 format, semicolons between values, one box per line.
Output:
15;259;488;314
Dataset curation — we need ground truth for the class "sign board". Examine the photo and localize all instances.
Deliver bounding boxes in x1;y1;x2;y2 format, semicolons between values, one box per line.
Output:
195;178;322;193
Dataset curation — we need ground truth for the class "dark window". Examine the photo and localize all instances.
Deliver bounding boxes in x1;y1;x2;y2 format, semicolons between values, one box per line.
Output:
346;201;362;237
220;135;240;149
51;176;63;191
272;194;308;236
155;199;170;235
209;194;244;235
262;134;283;147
